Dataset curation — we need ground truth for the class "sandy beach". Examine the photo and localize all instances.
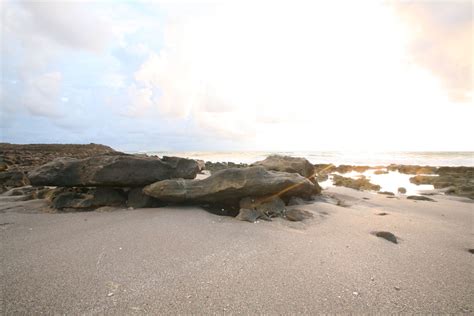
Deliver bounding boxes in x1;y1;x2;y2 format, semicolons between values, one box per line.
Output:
1;186;472;314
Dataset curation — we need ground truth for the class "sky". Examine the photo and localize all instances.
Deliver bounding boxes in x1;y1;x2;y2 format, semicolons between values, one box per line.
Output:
0;0;472;152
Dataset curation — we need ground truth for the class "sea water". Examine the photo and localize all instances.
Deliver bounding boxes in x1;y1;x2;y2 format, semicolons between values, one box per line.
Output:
144;151;474;167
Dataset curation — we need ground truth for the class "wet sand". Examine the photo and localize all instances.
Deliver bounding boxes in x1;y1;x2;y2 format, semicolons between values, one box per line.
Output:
1;187;473;314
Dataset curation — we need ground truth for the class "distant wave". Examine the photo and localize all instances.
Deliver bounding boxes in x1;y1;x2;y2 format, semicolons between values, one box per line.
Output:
138;151;474;167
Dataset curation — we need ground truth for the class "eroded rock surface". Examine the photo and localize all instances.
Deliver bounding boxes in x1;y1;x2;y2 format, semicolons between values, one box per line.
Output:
332;175;381;191
144;166;319;207
253;155;315;178
29;155;199;187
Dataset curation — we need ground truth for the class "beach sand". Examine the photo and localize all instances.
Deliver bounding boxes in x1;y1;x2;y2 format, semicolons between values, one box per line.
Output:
1;187;473;314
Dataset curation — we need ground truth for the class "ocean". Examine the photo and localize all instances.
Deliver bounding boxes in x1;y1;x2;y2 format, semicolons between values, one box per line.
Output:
141;151;474;167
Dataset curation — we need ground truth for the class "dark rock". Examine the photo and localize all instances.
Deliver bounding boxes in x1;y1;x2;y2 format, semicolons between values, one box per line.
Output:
372;231;398;244
51;187;126;210
160;156;201;179
387;164;438;175
0;171;30;193
376;212;389;216
127;188;165;208
398;187;407;194
28;155;199;187
332;175;381;191
204;161;248;173
409;175;438;185
432;167;474;200
254;196;286;218
253;155;315;178
285;209;313;221
378;191;395;196
335;165;370;174
235;208;271;222
288;196;311;206
407;195;436;202
238;196;286;218
144;166;319;207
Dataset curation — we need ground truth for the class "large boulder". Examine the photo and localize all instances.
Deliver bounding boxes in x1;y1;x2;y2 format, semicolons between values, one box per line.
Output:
28;155;200;187
252;155;315;178
144;166;320;207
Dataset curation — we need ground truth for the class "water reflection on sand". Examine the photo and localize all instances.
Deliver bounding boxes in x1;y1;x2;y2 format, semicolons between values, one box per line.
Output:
319;169;435;196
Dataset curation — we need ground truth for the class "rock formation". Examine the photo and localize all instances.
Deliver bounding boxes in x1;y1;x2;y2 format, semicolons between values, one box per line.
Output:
28;155;200;187
144;166;320;207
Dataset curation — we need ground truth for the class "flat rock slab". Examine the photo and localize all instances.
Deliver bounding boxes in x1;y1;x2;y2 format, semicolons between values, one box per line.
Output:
28;155;199;187
144;166;319;206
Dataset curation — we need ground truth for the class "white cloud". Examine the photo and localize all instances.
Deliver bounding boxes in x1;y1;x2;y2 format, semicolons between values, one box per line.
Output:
125;84;155;117
18;1;113;52
23;72;63;118
126;0;473;150
393;1;472;102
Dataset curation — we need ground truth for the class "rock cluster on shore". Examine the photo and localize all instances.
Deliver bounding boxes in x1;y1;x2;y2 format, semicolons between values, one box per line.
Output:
1;144;473;218
409;167;474;199
1;146;323;222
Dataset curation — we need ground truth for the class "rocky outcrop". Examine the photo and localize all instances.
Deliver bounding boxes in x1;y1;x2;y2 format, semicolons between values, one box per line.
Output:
332;175;381;191
387;164;437;175
335;165;370;174
409;167;474;199
0;143;119;172
144;166;320;207
253;155;315;178
204;161;248;173
28;155;200;187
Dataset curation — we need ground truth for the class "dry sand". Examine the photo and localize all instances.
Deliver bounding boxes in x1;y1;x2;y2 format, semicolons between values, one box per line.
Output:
1;187;473;314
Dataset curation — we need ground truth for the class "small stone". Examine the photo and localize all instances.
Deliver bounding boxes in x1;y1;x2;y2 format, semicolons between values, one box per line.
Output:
352;291;359;296
107;292;114;297
394;286;401;291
